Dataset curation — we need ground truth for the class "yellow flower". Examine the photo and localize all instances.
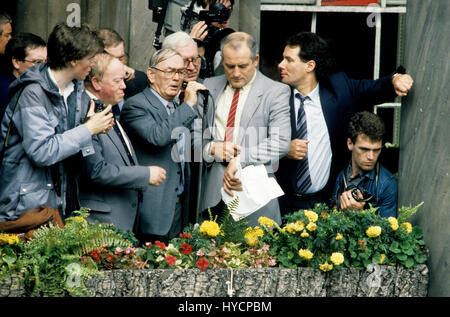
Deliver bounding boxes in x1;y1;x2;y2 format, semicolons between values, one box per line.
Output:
66;216;88;227
330;252;344;265
335;233;343;240
0;233;20;245
304;210;318;222
379;254;386;264
320;211;329;220
319;262;333;272
306;222;317;232
387;217;399;231
400;222;412;234
199;220;220;237
258;216;275;228
298;249;314;260
300;230;309;238
244;226;264;246
366;226;382;238
283;220;304;234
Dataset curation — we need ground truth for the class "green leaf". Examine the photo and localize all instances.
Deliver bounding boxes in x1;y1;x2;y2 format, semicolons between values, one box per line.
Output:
3;255;16;265
404;248;415;256
404;257;415;268
414;253;428;264
287;251;294;260
396;254;407;261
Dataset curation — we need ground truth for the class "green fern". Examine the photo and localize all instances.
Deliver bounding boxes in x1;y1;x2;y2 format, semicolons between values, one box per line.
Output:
397;201;424;223
217;197;248;245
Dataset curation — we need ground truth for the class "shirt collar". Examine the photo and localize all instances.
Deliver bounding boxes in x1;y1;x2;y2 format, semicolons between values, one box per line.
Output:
346;162;376;182
47;67;75;98
226;70;257;92
150;87;171;107
293;82;320;104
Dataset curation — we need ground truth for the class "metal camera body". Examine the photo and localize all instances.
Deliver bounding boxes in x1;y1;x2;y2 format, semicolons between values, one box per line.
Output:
94;99;107;113
198;2;230;24
345;184;374;203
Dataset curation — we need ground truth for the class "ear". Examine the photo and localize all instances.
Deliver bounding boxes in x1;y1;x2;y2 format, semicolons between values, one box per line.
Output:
11;58;21;71
253;54;260;67
70;60;77;68
91;77;102;92
347;138;354;151
147;67;154;84
306;60;316;73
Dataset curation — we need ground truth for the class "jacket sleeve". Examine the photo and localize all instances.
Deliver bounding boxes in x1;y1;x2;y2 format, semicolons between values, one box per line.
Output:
376;175;398;218
14;86;93;167
81;134;150;190
120;97;197;148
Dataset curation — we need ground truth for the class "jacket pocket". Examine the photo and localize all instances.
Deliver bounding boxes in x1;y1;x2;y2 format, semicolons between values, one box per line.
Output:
17;182;56;214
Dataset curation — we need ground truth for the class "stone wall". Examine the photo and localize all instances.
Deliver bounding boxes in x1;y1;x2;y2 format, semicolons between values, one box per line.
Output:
0;265;429;297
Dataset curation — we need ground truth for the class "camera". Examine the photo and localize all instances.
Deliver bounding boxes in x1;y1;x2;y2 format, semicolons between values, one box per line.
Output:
94;99;106;113
345;185;374;203
198;2;231;24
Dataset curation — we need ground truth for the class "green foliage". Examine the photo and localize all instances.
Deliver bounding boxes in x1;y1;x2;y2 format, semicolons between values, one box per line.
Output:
397;201;424;224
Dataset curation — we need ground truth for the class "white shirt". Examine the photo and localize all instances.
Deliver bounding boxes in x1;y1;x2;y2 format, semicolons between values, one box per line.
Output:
47;68;74;111
294;84;332;193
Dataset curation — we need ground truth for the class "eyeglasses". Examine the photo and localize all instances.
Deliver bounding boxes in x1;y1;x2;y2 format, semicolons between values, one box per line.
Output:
22;59;46;65
151;67;187;78
184;56;202;67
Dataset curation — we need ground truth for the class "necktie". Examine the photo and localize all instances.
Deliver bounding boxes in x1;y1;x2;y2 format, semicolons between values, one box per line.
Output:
294;93;312;193
168;101;185;195
224;88;240;142
112;105;135;166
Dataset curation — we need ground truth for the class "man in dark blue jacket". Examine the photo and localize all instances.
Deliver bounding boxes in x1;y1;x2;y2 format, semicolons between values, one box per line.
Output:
276;32;413;217
331;111;397;218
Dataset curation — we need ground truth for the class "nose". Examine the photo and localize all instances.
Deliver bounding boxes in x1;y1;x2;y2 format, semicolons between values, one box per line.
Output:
119;79;126;90
367;151;375;161
278;59;285;69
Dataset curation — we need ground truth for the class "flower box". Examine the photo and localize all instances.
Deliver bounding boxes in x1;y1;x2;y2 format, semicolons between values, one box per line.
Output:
0;265;429;297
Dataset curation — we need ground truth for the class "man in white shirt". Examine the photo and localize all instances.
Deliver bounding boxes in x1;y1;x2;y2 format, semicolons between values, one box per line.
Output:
81;53;166;232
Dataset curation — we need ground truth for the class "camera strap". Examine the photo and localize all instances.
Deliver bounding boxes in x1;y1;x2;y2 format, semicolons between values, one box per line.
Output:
342;162;379;202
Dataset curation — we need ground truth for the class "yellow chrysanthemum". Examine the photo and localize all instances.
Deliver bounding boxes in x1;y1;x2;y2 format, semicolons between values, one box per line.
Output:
400;222;412;234
379;254;386;264
366;226;382;238
306;222;317;232
283;220;304;234
66;216;88;227
304;210;318;222
330;252;344;265
244;226;264;246
300;230;309;238
319;262;333;272
0;233;20;245
258;216;275;228
298;249;314;260
320;211;329;220
387;217;399;231
335;233;343;240
199;220;220;237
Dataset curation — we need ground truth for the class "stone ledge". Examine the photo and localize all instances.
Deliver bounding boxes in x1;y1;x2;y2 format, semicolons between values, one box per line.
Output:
0;265;429;297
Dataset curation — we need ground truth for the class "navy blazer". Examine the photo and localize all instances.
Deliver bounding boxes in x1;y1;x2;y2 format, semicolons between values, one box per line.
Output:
277;71;397;200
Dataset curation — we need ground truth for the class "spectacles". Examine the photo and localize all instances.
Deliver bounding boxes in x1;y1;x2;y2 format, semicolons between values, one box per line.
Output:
151;67;187;78
184;56;202;67
22;59;46;65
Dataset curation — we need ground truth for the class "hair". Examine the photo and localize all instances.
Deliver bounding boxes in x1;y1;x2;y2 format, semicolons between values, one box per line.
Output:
4;32;46;72
98;28;124;48
149;48;181;68
162;31;197;51
0;12;12;35
348;111;385;144
85;53;115;84
46;23;104;70
285;32;332;81
220;32;258;60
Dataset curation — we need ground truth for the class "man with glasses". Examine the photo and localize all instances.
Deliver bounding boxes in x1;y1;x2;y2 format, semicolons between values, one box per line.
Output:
120;48;207;244
331;111;397;218
0;32;47;120
0;12;12;55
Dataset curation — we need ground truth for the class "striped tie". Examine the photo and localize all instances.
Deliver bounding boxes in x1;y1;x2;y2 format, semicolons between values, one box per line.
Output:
224;88;240;142
295;93;312;193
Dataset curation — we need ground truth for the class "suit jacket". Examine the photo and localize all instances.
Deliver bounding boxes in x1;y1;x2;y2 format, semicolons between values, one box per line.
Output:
276;71;397;201
78;102;150;232
199;70;291;226
120;87;198;236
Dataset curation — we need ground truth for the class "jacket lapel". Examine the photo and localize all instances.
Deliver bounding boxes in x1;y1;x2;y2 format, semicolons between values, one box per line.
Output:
106;127;132;165
142;87;169;121
318;83;338;145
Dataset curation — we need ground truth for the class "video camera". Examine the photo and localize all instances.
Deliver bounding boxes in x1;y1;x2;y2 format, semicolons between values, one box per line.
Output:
198;2;231;24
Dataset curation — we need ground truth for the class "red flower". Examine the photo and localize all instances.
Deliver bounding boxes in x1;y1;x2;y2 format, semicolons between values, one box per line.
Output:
165;255;177;266
179;233;192;239
359;240;366;247
107;254;113;262
196;257;210;270
90;250;101;261
180;243;193;255
155;240;166;250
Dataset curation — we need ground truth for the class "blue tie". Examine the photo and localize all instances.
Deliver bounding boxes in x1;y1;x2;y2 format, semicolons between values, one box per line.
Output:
295;93;312;193
168;101;185;195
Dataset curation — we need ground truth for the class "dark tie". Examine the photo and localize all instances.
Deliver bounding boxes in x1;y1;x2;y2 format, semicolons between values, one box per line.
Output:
168;101;185;195
224;88;240;142
112;105;135;166
294;93;312;193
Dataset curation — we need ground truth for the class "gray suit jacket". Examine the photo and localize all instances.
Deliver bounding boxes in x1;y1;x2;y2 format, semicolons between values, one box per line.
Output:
199;70;291;226
78;107;150;232
120;88;198;236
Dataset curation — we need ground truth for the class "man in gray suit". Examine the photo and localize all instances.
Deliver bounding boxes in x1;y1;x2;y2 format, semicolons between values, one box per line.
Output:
120;48;207;243
80;53;167;232
199;32;291;226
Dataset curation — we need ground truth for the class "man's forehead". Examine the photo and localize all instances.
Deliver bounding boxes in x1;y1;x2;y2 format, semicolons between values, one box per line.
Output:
355;134;382;147
157;54;184;68
176;43;198;58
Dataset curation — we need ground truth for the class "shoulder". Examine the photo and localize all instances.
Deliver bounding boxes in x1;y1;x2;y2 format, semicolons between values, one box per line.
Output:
204;74;226;87
377;164;397;189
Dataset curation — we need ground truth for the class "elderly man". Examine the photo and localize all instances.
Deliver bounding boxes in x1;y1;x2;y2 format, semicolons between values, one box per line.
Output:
120;48;206;243
0;33;47;120
0;12;12;55
198;32;291;226
80;53;167;232
276;32;413;216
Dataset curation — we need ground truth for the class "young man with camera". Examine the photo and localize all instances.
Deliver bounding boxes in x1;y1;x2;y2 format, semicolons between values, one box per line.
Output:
331;111;397;218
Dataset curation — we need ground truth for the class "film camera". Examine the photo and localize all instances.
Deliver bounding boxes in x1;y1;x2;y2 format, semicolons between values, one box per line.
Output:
94;99;107;113
344;184;374;203
198;2;231;24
